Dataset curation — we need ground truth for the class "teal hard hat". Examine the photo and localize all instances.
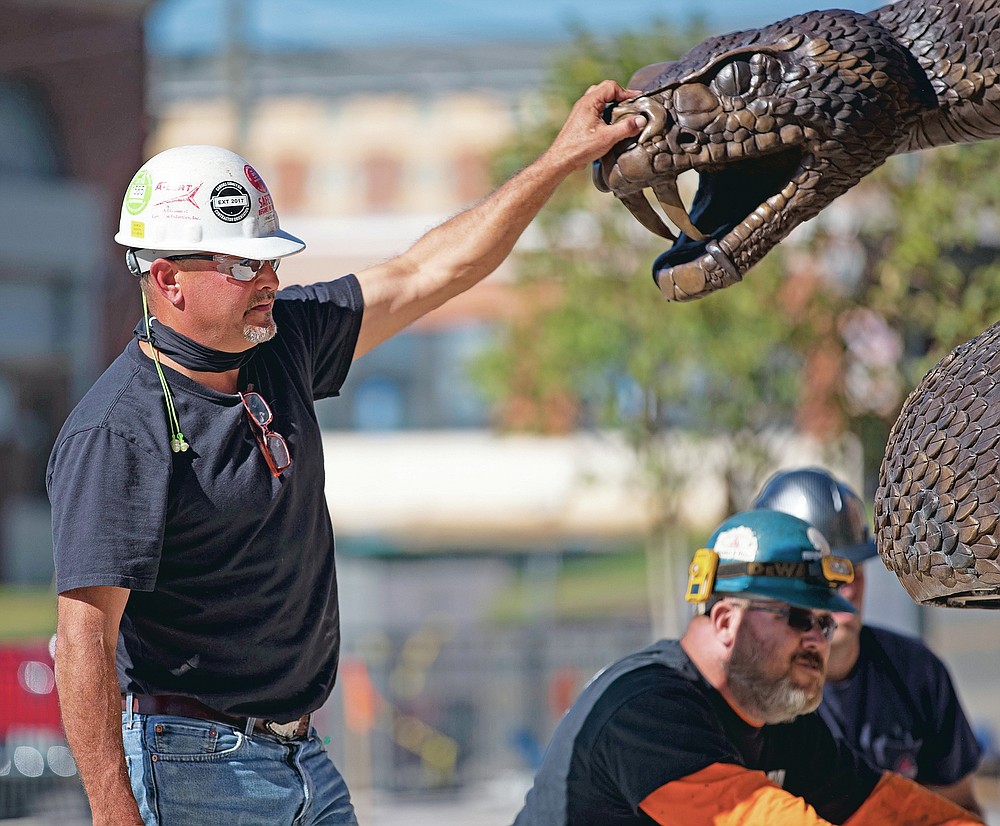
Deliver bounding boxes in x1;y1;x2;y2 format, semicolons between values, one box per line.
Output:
703;509;856;613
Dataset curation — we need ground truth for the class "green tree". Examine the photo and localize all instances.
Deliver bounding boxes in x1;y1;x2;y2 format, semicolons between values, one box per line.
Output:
786;141;1000;494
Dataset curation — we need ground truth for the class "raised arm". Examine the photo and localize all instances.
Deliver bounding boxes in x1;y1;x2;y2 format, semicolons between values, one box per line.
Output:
352;79;647;358
55;586;143;825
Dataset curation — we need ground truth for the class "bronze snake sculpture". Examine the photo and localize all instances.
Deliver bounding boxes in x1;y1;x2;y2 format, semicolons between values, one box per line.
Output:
876;321;1000;607
595;0;1000;302
595;1;1000;606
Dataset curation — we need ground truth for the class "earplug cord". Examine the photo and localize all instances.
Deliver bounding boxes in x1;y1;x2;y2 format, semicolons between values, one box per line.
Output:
142;291;189;453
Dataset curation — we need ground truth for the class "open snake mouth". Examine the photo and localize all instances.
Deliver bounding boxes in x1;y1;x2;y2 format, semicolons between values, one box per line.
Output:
595;141;806;280
655;148;805;268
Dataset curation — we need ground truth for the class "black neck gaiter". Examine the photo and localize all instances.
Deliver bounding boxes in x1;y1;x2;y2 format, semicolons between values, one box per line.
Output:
134;316;258;373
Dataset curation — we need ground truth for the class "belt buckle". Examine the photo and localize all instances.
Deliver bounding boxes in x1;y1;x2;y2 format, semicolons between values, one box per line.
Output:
265;719;302;740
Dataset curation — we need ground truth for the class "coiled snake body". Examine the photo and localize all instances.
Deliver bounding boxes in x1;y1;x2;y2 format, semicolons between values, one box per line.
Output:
595;1;1000;606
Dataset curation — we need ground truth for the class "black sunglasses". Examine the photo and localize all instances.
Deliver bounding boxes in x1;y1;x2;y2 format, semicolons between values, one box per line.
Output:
744;603;837;642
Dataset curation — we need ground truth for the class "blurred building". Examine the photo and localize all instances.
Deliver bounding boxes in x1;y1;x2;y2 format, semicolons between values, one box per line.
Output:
0;0;152;585
0;1;151;816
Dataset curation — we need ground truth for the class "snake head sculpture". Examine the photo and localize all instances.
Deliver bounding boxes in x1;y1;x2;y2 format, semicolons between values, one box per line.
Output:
595;0;1000;301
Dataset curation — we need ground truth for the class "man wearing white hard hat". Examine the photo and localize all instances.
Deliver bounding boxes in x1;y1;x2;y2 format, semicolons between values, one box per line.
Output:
47;82;647;825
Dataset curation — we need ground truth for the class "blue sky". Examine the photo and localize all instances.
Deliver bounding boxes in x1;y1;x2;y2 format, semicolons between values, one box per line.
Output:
146;0;870;53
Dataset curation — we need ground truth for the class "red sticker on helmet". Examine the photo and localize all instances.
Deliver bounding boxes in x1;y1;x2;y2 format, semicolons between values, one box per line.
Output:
244;164;268;193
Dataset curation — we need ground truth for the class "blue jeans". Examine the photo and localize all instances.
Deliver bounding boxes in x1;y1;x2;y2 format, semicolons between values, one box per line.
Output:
121;705;358;825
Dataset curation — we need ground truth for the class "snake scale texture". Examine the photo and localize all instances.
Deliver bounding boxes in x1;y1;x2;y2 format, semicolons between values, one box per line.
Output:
877;323;1000;607
594;0;1000;606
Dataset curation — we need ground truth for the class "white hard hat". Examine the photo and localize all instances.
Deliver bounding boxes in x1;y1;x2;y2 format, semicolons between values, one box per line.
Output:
114;145;305;272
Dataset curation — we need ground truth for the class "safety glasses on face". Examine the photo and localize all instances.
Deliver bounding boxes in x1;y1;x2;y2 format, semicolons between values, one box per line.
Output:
744;603;837;642
239;391;291;477
166;254;279;281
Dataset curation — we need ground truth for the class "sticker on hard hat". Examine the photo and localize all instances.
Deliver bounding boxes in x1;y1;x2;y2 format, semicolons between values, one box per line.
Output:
712;526;758;562
244;164;268;193
154;181;202;213
210;181;252;223
125;171;153;216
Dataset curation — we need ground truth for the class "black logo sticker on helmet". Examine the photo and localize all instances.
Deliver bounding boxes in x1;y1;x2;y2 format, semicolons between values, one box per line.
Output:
210;181;252;223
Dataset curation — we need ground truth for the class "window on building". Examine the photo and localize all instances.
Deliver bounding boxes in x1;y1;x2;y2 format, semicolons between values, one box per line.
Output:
0;80;61;179
0;79;67;584
315;324;494;431
353;376;405;431
453;151;490;204
362;153;404;212
274;156;308;212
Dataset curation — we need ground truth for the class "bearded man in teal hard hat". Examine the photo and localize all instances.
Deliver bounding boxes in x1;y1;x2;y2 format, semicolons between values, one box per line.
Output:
513;510;980;826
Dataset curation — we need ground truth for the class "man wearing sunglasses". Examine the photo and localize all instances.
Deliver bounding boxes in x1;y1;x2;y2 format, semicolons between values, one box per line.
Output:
46;81;649;826
513;510;984;826
753;467;983;818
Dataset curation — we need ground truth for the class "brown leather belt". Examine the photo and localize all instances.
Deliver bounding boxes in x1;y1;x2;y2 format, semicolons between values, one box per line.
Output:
122;694;311;740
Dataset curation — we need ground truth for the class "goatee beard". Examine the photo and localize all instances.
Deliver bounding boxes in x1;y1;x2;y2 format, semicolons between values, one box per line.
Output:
244;319;277;344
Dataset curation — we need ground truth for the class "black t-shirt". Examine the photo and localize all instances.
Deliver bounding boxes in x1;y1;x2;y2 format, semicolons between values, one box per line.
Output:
819;625;982;784
47;276;363;721
514;639;882;826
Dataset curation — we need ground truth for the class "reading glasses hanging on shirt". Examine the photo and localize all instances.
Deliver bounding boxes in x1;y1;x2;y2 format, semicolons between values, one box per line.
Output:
239;391;292;477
